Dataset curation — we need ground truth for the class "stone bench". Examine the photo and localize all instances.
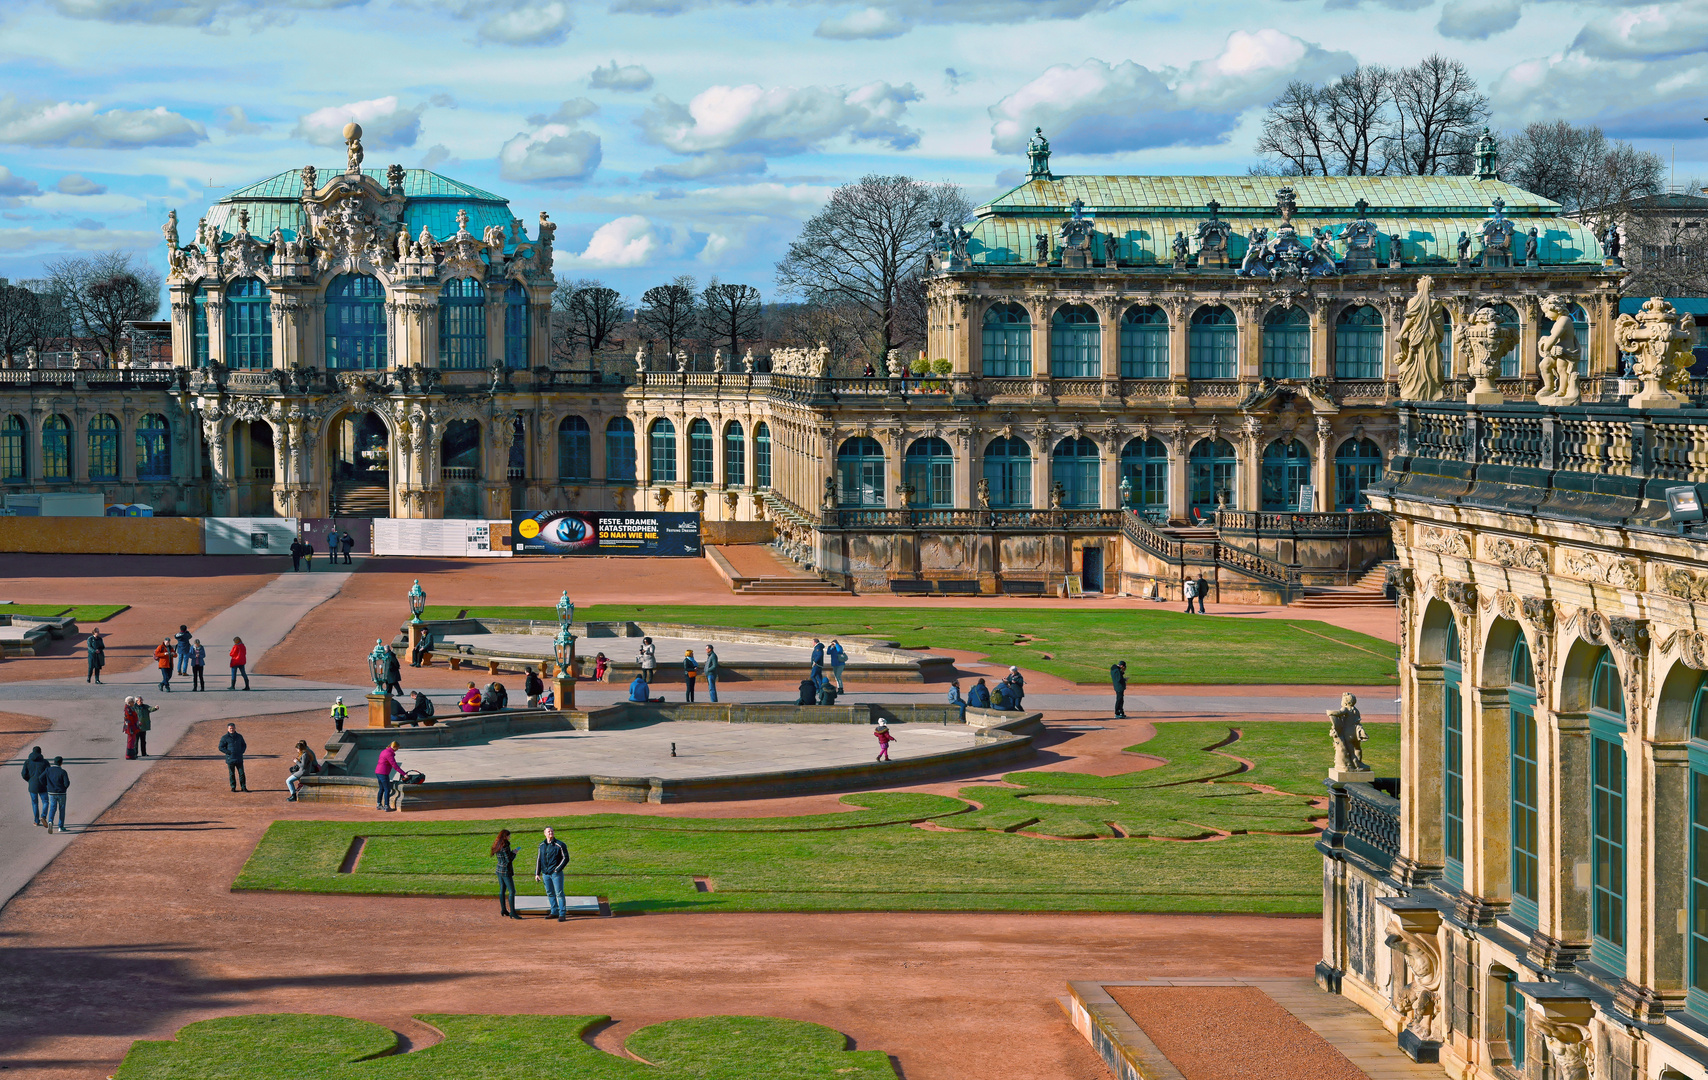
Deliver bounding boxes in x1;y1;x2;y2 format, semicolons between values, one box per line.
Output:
8;614;79;638
511;895;610;918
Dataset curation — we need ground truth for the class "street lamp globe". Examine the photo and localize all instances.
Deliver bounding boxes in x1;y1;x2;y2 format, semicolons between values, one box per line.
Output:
556;590;574;629
408;579;426;623
368;637;391;693
553;624;576;678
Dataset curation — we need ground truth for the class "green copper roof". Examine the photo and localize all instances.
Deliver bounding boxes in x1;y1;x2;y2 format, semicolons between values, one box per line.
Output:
202;167;518;247
980;175;1561;217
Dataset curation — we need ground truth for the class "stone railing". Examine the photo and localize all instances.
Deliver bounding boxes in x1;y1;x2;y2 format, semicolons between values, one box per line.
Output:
1343;781;1401;872
1121;508;1302;594
1397;401;1708;485
0;368;178;387
1213;510;1389;535
824;507;1126;531
1120;510;1184;560
760;489;821;530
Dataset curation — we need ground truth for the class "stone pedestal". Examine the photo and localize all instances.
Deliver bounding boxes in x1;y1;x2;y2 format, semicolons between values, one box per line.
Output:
553;674;577;711
1628;384;1682;410
1329;768;1374;783
407;623;424;655
367;691;393;728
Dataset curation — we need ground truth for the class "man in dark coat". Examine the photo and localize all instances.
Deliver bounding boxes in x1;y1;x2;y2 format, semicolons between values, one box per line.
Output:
535;826;571;920
1111;660;1128;718
340;529;355;564
21;746;49;825
289;539;303;572
40;756;69;833
218;722;248;793
1195;573;1210;614
85;630;105;684
797;678;818;706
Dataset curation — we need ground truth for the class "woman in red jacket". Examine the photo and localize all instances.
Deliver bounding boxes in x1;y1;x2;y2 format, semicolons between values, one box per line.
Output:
228;636;250;691
154;639;173;692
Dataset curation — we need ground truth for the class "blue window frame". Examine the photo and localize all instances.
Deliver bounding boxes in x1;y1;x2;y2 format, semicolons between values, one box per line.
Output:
724;422;745;487
1119;437;1167;517
1335;437;1383;510
1189;305;1237;379
1590;648;1626;972
1511;634;1539;925
1439;312;1454;378
1050;436;1099;508
1188;438;1236;513
1569;302;1590;376
688;418;714;486
224;278;271;370
1690;677;1708;1019
41;414;70;480
1444;619;1464;887
2;414;27;481
135;413;170;480
325;274;386;371
649;418;677;484
439;277;486;370
836;436;885;507
1050;304;1100;377
905;436;954;508
503;281;529;369
1119;305;1169;378
754;422;771;488
1492;302;1521;377
1260;439;1310;511
1262;306;1310;380
87;413;118;480
981;302;1031;377
557;415;590;480
1335;304;1385;379
192;285;210;366
982;436;1031;509
605;417;635;482
1503;978;1526;1070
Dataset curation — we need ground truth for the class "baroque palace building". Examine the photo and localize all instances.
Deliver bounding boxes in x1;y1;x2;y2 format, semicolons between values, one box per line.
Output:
0;124;1621;594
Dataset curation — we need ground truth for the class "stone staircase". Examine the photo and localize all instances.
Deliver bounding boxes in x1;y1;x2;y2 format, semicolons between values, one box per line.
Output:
707;545;849;596
331;482;390;518
1290;560;1398;609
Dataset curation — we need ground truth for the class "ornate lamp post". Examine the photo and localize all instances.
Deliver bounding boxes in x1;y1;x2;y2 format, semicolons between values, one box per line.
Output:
369;638;391;693
551;591;577;711
556;590;574;630
408;579;426;623
367;637;395;727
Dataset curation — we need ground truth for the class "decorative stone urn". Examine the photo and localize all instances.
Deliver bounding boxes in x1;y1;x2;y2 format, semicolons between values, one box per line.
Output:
1615;296;1695;410
1462;306;1518;405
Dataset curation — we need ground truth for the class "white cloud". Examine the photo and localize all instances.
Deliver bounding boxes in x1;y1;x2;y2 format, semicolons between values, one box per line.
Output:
0;226;157;253
527;98;598;126
1573;3;1708;60
589;61;654;91
575;215;666;267
54;173;107;195
418;144;453;169
1493;49;1708;138
218;105;267;134
0;168;41;197
467;0;572;45
499;125;602;183
613;0;1129;33
988;30;1355;154
639;81;921;160
816;7;911;39
294;97;424;148
1437;0;1522;40
47;0;366;28
641;151;767;181
0;96;207;149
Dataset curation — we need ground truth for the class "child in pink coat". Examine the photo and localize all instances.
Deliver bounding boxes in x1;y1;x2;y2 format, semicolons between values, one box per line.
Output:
874;722;895;762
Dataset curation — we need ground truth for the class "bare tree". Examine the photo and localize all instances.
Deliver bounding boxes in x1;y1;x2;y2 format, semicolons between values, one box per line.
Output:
1624;213;1708;298
637;274;699;358
700;278;762;363
774;300;871;368
40;251;160;360
1504;121;1663;224
0;281;69;360
1320;66;1391;176
775;174;970;363
1389;55;1489;175
552;278;626;362
1256;81;1331;176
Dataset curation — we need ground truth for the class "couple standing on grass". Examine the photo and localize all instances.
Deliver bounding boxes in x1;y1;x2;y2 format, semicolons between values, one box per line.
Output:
490;827;575;920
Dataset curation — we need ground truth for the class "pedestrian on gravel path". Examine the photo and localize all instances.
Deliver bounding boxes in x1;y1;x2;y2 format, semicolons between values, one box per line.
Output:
154;639;173;691
828;639;847;692
874;721;896;761
1111;661;1128;718
535;827;571;920
1182;577;1196;614
286;741;318;802
219;723;248;792
21;747;49;826
703;645;720;702
492;829;520;919
289;539;303;572
190;639;206;691
228;637;250;690
174;625;192;675
330;696;348;732
340;529;355;564
383;648;403;696
41;756;69;833
683;650;698;703
85;630;105;684
375;741;402;811
134;696;154;757
1195;573;1209;614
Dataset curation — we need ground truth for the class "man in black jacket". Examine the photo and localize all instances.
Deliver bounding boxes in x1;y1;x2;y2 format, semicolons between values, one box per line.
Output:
21;746;49;825
534;826;571;921
218;723;249;792
86;630;105;684
1111;660;1128;718
40;756;69;833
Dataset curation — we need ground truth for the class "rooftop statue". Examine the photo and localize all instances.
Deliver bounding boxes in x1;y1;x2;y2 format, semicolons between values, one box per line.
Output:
1535;295;1582;407
344;122;364;173
161;209;179;250
1396;276;1446;403
1328;692;1368;777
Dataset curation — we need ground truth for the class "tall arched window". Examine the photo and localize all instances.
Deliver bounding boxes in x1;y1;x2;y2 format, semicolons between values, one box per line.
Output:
440;419;480;478
1439;310;1454;379
1335;305;1385;379
724;422;745;487
649;419;677;484
1510;633;1539;926
1589;648;1627;971
1491;302;1521;377
1189;305;1237;379
503;281;529;369
605;417;636;482
754;422;771;489
1444;620;1464;886
1260;439;1311;511
87;414;119;480
136;413;171;480
325;273;386;371
1050;436;1099;508
1119;437;1167;518
1119;305;1168;378
508;415;525;479
41;414;70;480
1050;304;1100;377
1;415;27;481
192;285;211;366
904;437;954;508
557;415;590;480
688;419;714;485
1569;302;1590;376
1188;438;1236;513
981;302;1031;377
835;436;885;507
439;278;486;370
1261;306;1309;380
1334;437;1383;510
982;436;1031;509
225;278;271;369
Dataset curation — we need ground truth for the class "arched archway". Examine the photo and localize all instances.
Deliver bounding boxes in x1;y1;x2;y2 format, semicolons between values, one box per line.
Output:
441;419;482;518
325;409;393;518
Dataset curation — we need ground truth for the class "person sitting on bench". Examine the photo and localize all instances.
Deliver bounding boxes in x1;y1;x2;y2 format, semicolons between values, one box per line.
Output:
968;679;991;709
480;682;508;712
628;674;649;703
797;678;818;706
401;690;434;726
410;629;435;667
816;681;839;705
991;681;1012;710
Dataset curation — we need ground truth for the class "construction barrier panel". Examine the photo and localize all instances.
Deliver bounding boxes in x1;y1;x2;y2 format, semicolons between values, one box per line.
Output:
372;519;510;557
0;515;203;554
204;517;300;555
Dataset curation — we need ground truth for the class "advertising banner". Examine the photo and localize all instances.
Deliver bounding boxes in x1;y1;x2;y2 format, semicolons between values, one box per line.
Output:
511;510;702;556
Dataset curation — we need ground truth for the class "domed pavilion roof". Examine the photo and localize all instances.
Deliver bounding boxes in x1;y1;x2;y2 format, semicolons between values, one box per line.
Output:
202;168;518;246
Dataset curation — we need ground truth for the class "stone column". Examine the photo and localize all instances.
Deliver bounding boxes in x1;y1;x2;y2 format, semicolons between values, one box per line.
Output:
1098;298;1120;385
484;279;507;368
1401;666;1447;873
1517;297;1540;378
1635;742;1689;1010
1166;432;1187;521
1542;711;1594;953
1166;301;1189;381
1235;299;1261;381
168;291;196;368
1310;300;1332;379
1469;686;1513;907
1313;419;1333;512
1029;299;1049;381
204;291;226;367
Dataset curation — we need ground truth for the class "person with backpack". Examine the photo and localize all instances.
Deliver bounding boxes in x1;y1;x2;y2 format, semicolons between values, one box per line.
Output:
21;747;49;826
968;679;991;709
683;650;699;703
41;756;69;833
1183;577;1197;614
524;668;544;708
402;690;435;725
85;629;105;684
828;639;847;692
330;696;348;732
219;723;248;792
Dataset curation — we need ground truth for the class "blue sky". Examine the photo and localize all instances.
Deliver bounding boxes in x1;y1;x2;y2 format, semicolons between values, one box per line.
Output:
0;0;1703;302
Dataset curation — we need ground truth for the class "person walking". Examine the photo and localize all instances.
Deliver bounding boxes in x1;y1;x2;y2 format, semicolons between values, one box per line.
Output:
535;826;570;921
383;648;403;696
228;637;249;690
219;722;248;792
340;528;355;564
190;639;206;691
524;668;544;708
810;638;825;674
289;538;303;572
330;696;348;733
41;756;69;834
492;830;520;919
1195;572;1209;614
1111;660;1128;719
134;696;154;757
21;746;49;826
154;638;174;692
303;537;314;571
286;740;318;802
1182;577;1196;614
374;741;402;811
85;629;105;684
682;650;698;703
874;721;896;762
702;645;720;702
174;624;193;675
828;639;847;692
637;637;656;684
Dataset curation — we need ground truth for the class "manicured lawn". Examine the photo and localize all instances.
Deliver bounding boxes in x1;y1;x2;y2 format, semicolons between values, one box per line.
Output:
234;721;1398;915
0;603;130;621
420;604;1399;686
115;1013;897;1079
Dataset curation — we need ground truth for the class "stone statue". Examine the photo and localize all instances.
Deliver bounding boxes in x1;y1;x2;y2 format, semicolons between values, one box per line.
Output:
1172;230;1189;264
1524;227;1539;265
1615;296;1695;409
1049;480;1065;509
885;349;900;378
25;346;38;369
397;227;412;261
1535;295;1583;406
1603;223;1621;261
1239;227;1268;275
301;165;317;193
675;349;689;373
344;122;364;173
823;475;838;509
1463;305;1519;405
1118;474;1132;506
162;209;179;250
813;343;831;377
635;343;649;372
1395;275;1446;402
713;348;725;373
976;476;991;508
742;348;755;374
1536;1021;1593;1080
1328;692;1368;776
1034;230;1049;263
387;162;404;190
1386;918;1442;1043
1388;232;1403;267
1456;232;1471;264
1103;232;1119;267
949;224;970;265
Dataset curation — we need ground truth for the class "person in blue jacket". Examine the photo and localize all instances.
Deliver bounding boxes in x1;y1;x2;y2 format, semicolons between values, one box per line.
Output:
628;674;649;702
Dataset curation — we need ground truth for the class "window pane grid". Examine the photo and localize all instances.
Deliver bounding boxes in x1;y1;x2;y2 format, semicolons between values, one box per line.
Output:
1504;981;1526;1070
325;274;386;371
192;289;210;366
1262;316;1309;379
1189;326;1236;378
1119;439;1168;514
983;438;1031;508
724;425;745;487
689;421;714;486
1591;732;1626;963
87;416;118;480
1444;670;1464;884
1050;438;1099;508
504;282;529;370
1690;768;1708;1015
649;422;677;483
605;421;636;482
439;279;487;371
41;417;69;480
754;424;771;488
225;279;271;370
982;303;1031;377
1260;441;1310;511
836;437;885;507
1188;440;1236;511
1336;327;1384;378
557;417;590;480
1511;696;1539;923
1050;308;1101;377
1;416;26;480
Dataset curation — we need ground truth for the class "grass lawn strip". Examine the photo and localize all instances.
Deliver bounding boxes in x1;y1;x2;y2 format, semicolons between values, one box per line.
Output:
114;1013;898;1079
0;603;130;621
420;604;1398;686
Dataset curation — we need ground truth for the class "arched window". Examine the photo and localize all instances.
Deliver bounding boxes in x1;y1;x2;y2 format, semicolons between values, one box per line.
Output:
1261;306;1310;380
1119;437;1167;518
754;422;771;489
1568;302;1590;376
503;281;529;369
508;415;525;479
605;417;636;482
192;285;211;366
1335;305;1385;379
981;302;1031;377
1188;438;1236;513
836;436;885;507
41;414;70;480
1189;305;1237;379
325;274;386;371
649;418;677;484
440;419;480;478
1050;304;1100;377
1589;648;1626;970
1050;436;1099;508
1119;305;1168;378
225;278;271;369
557;415;590;480
905;436;954;508
1688;672;1708;1017
1334;438;1383;510
1439;310;1454;379
136;413;171;480
688;418;714;485
1443;619;1464;886
1260;439;1311;511
724;422;745;487
1491;302;1521;378
982;436;1031;509
1510;633;1539;925
439;278;486;370
87;414;119;480
1;415;27;481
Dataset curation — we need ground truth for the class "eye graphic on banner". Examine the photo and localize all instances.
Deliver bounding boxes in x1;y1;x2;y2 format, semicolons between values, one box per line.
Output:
511;510;701;556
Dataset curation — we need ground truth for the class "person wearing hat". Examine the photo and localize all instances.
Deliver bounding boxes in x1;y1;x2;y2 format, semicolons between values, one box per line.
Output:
683;649;699;703
874;721;896;762
330;696;349;733
1004;666;1025;710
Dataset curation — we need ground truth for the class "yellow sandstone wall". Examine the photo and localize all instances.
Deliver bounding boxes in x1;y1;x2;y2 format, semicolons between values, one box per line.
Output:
702;520;775;545
0;517;204;554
